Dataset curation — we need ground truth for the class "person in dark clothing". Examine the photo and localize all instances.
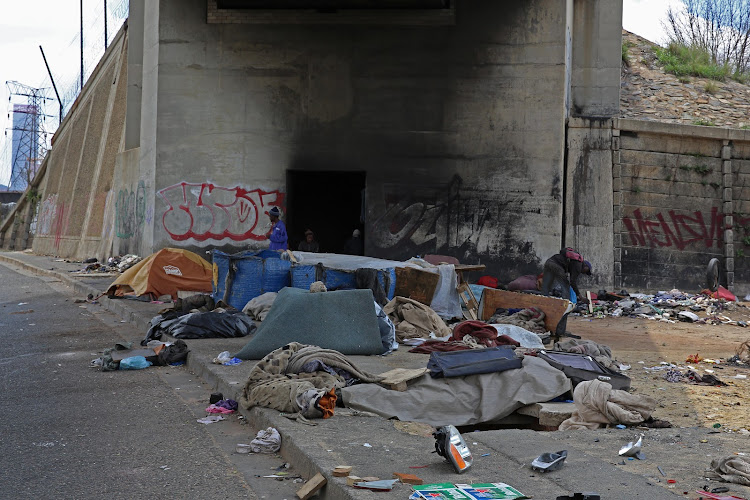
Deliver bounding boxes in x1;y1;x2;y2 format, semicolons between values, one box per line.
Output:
343;229;364;255
298;229;319;252
541;248;591;339
541;248;592;302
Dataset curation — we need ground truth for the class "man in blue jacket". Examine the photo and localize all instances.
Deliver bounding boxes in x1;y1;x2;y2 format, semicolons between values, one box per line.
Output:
267;206;288;251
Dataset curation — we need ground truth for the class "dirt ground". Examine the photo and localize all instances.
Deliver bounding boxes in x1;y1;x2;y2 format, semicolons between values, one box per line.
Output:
567;304;750;433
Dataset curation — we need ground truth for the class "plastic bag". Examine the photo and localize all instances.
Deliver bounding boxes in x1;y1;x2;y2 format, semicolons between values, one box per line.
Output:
119;356;152;370
213;351;232;364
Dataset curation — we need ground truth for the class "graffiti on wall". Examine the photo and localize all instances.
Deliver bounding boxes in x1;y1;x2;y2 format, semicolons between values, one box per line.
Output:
116;181;147;239
370;174;530;262
158;182;285;242
622;207;726;250
622;207;750;251
36;193;69;249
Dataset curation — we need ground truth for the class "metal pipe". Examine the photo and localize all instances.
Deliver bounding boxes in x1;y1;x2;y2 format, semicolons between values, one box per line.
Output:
39;46;64;124
104;0;108;49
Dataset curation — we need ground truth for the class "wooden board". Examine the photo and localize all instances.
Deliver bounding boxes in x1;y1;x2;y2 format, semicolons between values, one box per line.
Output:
480;289;569;332
378;368;428;391
296;473;327;500
394;267;439;305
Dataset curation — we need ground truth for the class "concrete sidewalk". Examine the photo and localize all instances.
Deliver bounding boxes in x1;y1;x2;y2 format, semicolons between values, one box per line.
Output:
2;249;745;500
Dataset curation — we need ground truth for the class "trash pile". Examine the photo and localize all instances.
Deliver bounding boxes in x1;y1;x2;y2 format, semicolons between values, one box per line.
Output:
90;340;189;371
63;254;143;274
579;288;748;326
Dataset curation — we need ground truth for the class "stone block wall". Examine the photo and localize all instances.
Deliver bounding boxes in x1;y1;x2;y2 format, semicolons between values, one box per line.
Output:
613;118;750;293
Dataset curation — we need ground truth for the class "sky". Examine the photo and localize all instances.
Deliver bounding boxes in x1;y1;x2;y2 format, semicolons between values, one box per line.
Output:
0;0;681;186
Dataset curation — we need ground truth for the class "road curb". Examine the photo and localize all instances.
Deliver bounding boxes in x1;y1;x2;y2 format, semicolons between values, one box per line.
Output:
0;252;353;500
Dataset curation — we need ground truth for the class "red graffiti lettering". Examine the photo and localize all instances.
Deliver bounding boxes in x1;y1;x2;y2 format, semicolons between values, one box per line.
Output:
622;207;724;250
158;182;285;242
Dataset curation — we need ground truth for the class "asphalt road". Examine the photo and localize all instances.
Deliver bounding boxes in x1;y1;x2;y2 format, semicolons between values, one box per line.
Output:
0;262;300;499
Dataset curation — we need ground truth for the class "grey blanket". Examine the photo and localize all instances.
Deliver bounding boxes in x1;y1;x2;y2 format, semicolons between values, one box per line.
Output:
341;355;571;427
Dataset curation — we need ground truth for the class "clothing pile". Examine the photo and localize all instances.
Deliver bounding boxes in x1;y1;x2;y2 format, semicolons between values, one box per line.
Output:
240;342;383;419
141;300;256;345
559;379;658;430
488;307;548;334
383;296;452;342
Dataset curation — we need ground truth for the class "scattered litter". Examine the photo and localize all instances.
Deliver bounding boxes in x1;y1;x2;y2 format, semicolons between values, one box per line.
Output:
236;444;252;454
657;466;666;477
393;472;423;485
196;415;225;424
119;356;152;370
736;374;748;379
619;435;645;460
332;465;352;477
247;427;281;453
205;399;238;414
159;465;170;471
531;450;568;472
410;482;527;500
296;472;326;500
352;479;398;491
17;302;28;305
363;443;372;448
213;351;232;364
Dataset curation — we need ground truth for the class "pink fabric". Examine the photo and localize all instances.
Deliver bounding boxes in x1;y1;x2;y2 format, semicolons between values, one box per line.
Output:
205;404;236;414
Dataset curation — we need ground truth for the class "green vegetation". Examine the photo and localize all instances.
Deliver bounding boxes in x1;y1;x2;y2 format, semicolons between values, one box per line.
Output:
704;81;719;93
622;41;632;66
738;248;745;258
685;152;706;157
678;76;691;83
655;43;730;81
678;163;712;175
693;118;717;126
694;164;710;175
741;125;750;130
742;235;750;246
710;181;721;189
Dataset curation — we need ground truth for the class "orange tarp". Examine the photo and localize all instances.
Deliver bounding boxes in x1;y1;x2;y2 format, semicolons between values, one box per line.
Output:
107;248;212;299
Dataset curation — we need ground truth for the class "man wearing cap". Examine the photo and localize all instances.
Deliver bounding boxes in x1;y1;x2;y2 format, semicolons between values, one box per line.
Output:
541;247;592;303
343;229;364;255
267;207;288;251
298;229;319;252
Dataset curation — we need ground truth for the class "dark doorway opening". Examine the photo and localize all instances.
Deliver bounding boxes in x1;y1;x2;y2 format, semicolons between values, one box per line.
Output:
285;170;365;254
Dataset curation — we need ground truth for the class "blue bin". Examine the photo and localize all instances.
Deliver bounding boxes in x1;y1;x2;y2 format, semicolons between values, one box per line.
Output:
211;249;291;309
290;263;396;300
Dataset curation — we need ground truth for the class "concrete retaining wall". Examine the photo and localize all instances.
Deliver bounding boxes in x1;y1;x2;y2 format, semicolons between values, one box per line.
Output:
613;118;750;293
31;26;129;259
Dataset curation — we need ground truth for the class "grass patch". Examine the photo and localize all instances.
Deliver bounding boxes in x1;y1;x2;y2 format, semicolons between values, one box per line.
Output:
622;41;632;66
741;125;750;130
704;81;719;94
694;164;710;175
655;43;730;80
733;72;750;85
678;76;691;83
743;236;750;246
685;152;705;157
693;118;716;126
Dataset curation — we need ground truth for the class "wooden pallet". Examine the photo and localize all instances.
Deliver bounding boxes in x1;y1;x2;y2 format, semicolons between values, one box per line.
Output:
457;282;479;320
